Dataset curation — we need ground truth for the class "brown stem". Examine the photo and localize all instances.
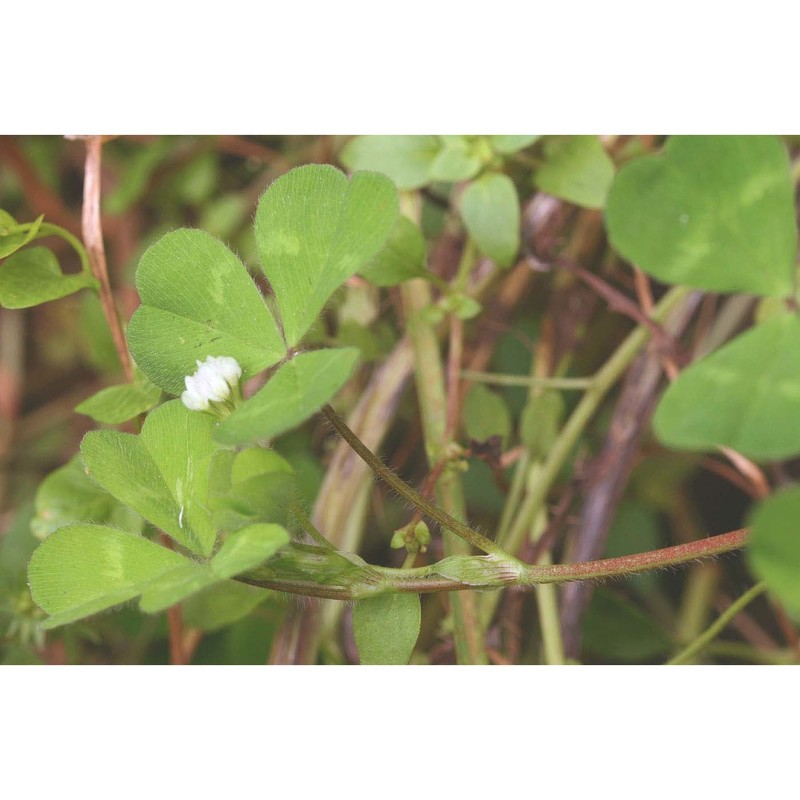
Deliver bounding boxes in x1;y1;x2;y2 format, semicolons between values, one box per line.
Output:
166;605;187;665
81;136;133;383
445;314;464;442
556;257;674;353
559;292;701;658
157;532;192;665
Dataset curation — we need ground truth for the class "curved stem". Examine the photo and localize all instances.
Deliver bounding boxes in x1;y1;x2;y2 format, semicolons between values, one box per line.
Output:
667;580;767;665
16;221;95;279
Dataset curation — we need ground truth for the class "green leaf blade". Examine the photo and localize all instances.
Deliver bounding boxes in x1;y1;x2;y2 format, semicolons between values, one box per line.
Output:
360;215;427;287
428;137;482;182
340;136;440;189
127;228;285;395
255;165;399;347
75;381;161;424
138;564;219;614
353;592;421;665
215;348;359;446
182;581;271;632
463;384;512;448
489;135;540;155
28;524;188;629
534;135;615;209
80;430;183;542
606;135;797;296
140;400;220;555
0;246;95;308
80;400;221;556
653;314;800;460
210;523;290;579
748;488;800;616
32;456;142;540
460;173;520;268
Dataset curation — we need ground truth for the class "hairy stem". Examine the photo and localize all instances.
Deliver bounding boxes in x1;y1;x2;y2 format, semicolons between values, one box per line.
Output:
240;527;749;600
321;404;504;558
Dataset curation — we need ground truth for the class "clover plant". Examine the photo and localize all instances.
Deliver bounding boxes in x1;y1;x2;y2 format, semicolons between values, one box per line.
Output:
2;135;799;665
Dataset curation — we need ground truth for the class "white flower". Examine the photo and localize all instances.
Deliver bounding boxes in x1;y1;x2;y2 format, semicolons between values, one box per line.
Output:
205;355;242;387
181;383;210;411
181;355;243;413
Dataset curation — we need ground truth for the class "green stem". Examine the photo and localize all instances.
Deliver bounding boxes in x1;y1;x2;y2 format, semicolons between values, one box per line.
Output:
503;285;689;559
398;216;489;664
289;501;336;550
667;581;767;665
702;641;799;665
673;562;720;663
529;504;565;664
460;370;594;390
454;237;478;292
16;221;95;280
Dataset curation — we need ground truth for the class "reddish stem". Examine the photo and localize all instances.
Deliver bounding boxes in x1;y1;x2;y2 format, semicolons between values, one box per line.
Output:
81;136;134;383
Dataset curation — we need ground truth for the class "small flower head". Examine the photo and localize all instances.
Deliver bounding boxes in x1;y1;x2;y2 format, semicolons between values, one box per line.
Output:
204;355;242;387
181;383;210;411
181;355;243;415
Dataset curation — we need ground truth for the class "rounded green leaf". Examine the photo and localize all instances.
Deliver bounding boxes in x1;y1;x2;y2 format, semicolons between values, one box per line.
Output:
0;246;96;308
182;582;271;632
255;164;398;347
138;564;218;613
460;173;520;268
747;488;800;616
32;457;142;540
360;215;427;287
127;228;285;394
210;523;290;579
28;524;188;629
340;135;440;189
80;400;220;556
428;136;483;182
581;588;671;661
489;135;540;155
653;314;800;460
534;136;615;209
215;348;359;446
606;136;796;296
519;390;565;459
75;380;161;424
463;384;512;447
353;592;421;665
